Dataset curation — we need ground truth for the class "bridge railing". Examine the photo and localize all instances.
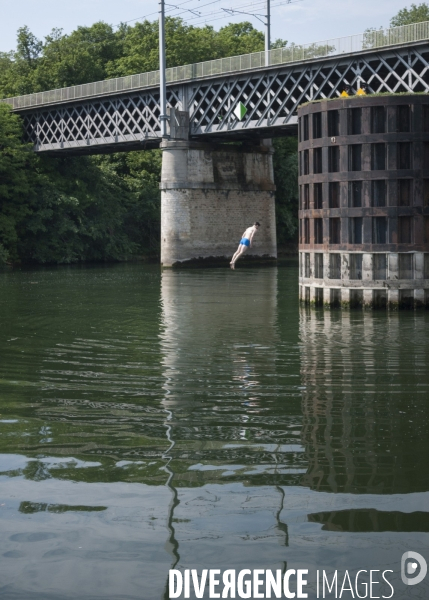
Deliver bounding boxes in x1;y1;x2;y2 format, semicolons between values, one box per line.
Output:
2;20;429;110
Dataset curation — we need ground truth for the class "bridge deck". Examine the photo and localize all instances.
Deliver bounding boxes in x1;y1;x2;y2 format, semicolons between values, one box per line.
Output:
2;20;429;112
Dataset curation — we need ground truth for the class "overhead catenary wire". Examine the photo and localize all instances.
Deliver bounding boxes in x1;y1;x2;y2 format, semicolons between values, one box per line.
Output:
166;0;302;29
105;0;299;47
178;0;303;29
172;0;284;22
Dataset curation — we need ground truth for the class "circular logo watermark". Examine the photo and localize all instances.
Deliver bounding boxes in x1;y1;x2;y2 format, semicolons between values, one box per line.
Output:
401;551;427;586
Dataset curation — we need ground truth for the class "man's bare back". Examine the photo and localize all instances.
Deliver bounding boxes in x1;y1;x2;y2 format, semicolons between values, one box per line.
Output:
242;226;256;241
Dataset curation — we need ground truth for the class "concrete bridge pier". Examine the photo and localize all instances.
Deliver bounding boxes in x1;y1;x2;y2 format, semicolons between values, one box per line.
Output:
160;139;277;267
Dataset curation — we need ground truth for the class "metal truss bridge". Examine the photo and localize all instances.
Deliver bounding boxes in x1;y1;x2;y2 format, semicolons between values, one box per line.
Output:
3;21;429;154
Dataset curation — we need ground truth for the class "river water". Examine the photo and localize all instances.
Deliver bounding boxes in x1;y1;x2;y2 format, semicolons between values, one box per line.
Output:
0;263;428;600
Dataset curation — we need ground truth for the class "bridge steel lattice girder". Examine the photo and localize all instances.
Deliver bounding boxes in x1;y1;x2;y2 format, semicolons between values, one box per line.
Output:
14;41;429;155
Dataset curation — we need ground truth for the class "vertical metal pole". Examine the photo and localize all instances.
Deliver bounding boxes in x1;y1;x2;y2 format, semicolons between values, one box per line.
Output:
408;49;412;91
159;0;168;138
265;0;271;66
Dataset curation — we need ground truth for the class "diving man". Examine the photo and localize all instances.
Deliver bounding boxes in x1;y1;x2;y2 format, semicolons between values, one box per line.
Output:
230;222;260;269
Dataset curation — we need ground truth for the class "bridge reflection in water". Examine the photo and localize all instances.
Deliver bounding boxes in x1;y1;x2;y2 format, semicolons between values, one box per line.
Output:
159;267;291;581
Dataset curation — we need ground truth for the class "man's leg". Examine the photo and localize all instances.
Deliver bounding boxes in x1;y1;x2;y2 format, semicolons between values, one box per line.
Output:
231;245;247;267
230;244;242;265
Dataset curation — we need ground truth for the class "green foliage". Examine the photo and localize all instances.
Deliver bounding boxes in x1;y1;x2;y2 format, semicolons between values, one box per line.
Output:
0;102;161;264
390;3;429;27
36;23;124;90
0;104;35;262
271;38;288;49
0;23;124;97
0;18;267;94
106;18;265;78
215;22;265;56
273;137;298;245
0;18;298;265
21;156;138;264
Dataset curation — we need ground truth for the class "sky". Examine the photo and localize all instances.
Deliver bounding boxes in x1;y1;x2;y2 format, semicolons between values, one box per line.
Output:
0;0;419;54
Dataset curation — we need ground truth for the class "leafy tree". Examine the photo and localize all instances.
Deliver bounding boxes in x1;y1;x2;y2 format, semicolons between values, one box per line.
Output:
363;4;429;53
20;156;134;264
271;39;288;49
95;150;162;255
215;22;264;56
390;3;429;27
36;23;124;89
106;18;265;78
0;104;35;262
272;137;298;246
0;103;161;265
16;26;43;65
1;27;43;96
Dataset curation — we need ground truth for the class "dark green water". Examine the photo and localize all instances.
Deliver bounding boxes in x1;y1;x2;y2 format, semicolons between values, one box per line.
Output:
0;263;428;599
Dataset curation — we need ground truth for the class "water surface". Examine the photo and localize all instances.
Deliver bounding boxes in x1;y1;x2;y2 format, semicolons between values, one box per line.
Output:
0;263;428;599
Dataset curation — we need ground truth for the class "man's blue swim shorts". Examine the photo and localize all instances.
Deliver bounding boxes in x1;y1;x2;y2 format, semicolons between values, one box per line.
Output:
240;238;250;247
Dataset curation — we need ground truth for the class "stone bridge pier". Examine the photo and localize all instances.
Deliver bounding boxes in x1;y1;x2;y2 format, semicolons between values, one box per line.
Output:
160;137;277;267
